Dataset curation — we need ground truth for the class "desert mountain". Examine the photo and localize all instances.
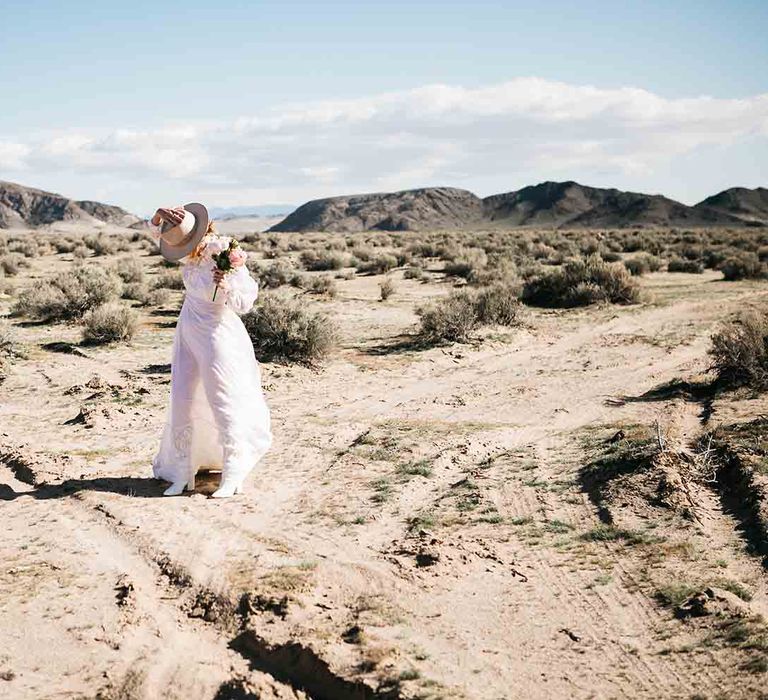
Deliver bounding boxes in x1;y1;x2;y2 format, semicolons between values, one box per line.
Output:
270;181;757;232
484;181;749;229
269;187;486;232
0;181;140;229
694;187;768;224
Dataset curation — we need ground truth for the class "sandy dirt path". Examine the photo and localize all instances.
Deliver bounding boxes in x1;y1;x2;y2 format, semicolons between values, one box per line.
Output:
2;268;768;699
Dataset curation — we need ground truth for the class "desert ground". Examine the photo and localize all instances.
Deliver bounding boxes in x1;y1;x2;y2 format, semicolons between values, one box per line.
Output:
1;222;767;700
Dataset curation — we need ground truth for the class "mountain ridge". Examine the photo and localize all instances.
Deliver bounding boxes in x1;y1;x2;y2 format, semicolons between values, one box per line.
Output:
270;181;766;232
0;181;140;229
3;179;766;232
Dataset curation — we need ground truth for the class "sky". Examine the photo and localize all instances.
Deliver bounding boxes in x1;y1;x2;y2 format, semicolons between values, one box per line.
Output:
1;0;766;215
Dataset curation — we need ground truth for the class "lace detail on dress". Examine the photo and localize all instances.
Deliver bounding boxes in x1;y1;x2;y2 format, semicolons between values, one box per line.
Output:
172;424;193;462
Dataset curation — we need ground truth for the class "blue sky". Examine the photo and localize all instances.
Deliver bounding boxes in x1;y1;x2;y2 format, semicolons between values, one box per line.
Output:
1;0;766;213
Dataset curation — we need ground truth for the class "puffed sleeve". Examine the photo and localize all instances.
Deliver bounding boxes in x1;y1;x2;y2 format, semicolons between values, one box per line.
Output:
221;265;259;315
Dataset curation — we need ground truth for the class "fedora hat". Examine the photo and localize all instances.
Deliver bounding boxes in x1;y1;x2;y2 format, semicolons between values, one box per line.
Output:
159;202;210;262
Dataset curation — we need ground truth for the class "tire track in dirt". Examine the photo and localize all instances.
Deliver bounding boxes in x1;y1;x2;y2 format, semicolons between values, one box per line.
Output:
0;464;303;700
4;275;766;699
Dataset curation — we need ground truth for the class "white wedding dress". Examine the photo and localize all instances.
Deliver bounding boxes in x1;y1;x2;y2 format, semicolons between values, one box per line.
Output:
151;234;272;495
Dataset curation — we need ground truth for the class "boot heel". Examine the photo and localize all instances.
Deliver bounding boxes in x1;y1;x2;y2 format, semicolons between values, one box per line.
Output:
211;476;246;498
163;479;188;496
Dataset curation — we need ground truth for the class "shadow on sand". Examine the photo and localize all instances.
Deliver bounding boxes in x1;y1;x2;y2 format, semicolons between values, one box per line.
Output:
0;470;223;502
606;377;720;423
361;333;433;356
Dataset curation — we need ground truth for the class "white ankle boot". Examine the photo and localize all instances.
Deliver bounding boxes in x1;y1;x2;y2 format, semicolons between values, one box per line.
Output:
210;446;248;498
210;477;245;498
163;473;195;496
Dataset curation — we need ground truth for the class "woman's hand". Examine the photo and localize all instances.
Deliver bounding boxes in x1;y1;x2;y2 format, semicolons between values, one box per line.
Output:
151;206;186;226
212;268;227;286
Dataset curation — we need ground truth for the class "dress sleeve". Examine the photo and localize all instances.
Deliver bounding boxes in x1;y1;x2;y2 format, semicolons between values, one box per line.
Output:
222;265;259;315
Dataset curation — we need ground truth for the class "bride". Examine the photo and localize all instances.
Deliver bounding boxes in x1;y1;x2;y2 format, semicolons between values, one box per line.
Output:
148;203;272;498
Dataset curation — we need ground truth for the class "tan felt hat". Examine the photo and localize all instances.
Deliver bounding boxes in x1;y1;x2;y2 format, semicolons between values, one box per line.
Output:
159;202;209;262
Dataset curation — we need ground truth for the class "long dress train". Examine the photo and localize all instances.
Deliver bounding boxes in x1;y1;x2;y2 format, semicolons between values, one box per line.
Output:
151;235;272;489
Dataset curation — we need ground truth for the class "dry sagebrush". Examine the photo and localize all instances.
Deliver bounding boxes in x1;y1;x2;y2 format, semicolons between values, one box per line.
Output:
81;303;139;345
12;265;122;321
710;309;768;390
242;294;338;364
416;282;521;345
522;254;641;308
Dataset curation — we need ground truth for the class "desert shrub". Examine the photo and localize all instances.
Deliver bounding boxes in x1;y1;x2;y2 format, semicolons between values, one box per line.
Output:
84;234;118;256
473;283;521;325
443;247;488;279
579;237;602;256
379;277;396;301
242;294;338;364
709;310;768;389
623;234;664;256
122;280;171;306
300;249;347;271
54;239;77;254
417;292;479;344
0;322;27;382
720;253;766;281
8;238;38;257
531;243;557;260
138;237;155;254
467;258;517;286
154;269;184;290
521;255;641;308
404;266;424;280
130;286;171;307
73;244;89;259
701;247;729;270
624;253;662;276
0;253;29;276
255;260;295;289
351;246;374;262
306;275;337;297
122;281;149;301
81;303;138;344
394;250;411;267
12;265;122;321
667;257;704;274
679;245;704;261
356;253;398;275
416;284;520;344
601;251;622;263
406;241;444;258
146;287;171;307
114;256;145;284
325;238;347;252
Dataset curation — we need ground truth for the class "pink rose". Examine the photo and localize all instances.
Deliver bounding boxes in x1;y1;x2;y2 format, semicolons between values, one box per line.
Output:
229;248;247;267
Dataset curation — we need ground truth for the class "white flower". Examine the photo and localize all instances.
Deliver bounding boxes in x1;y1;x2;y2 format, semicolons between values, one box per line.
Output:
204;235;230;257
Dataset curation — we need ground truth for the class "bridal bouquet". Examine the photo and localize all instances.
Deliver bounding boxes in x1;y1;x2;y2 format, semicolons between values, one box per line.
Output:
210;238;247;301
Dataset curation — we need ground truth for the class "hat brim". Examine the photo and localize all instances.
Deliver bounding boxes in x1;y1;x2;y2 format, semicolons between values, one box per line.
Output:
159;202;209;262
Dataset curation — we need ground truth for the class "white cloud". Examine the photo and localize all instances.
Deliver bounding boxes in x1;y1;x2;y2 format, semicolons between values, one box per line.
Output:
1;77;767;211
0;141;31;170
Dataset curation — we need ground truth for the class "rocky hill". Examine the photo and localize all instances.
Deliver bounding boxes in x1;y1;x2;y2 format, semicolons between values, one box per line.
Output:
694;187;768;225
485;181;747;229
269;187;485;232
0;181;139;229
270;181;758;232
